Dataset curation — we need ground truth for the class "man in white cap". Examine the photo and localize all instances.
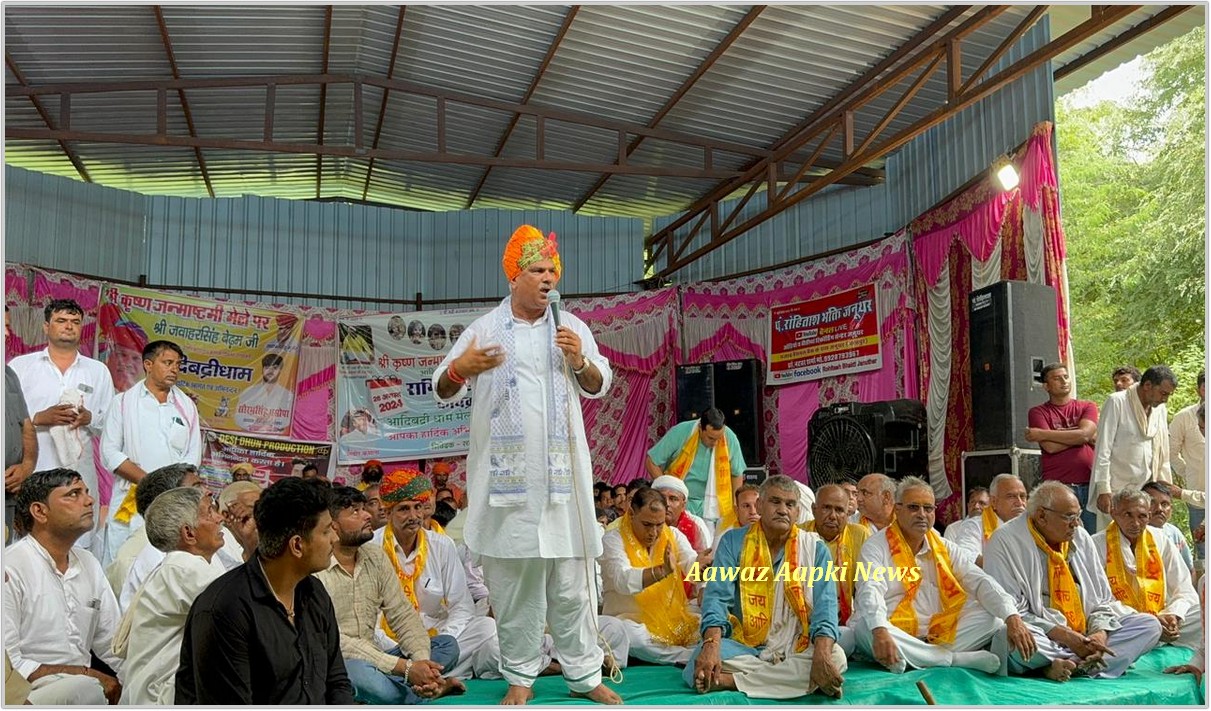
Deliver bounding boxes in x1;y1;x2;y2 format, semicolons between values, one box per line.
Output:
652;476;713;557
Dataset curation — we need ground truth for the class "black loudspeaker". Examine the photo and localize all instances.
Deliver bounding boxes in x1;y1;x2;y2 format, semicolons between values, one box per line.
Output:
807;399;928;486
674;360;764;466
674;364;714;423
969;281;1059;450
713;360;764;466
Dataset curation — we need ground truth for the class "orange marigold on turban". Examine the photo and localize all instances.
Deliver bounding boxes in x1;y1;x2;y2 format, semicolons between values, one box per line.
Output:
502;225;561;281
380;467;433;505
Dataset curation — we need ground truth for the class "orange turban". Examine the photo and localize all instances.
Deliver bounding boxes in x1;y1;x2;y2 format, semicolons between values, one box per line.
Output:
502;225;561;281
380;467;433;505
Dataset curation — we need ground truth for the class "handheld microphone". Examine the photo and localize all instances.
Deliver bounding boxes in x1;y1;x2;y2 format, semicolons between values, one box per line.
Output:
548;290;562;330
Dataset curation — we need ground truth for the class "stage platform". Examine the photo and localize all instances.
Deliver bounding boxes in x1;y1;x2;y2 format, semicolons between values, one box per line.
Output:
433;646;1204;706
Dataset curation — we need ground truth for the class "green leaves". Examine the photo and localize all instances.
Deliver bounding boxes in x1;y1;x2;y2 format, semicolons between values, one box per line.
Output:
1057;27;1205;411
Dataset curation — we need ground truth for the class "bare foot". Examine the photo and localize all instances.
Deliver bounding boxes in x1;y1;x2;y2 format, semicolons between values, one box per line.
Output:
501;685;534;705
436;677;466;698
1043;658;1077;683
569;684;623;704
694;671;736;693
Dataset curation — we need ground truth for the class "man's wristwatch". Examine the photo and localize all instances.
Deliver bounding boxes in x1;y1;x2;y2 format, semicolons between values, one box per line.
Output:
573;358;591;375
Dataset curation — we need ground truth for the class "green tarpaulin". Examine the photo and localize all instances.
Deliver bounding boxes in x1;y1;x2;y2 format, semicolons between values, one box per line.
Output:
433;646;1204;706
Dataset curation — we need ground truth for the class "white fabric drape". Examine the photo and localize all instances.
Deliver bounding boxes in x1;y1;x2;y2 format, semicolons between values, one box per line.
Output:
1023;206;1045;285
970;248;1001;292
925;263;953;500
680;314;768;360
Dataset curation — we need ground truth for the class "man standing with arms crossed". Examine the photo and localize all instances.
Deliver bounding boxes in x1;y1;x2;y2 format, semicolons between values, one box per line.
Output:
1026;363;1099;533
433;225;618;705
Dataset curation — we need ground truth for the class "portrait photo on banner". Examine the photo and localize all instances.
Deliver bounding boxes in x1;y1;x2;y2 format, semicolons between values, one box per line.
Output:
336;307;486;464
98;285;303;437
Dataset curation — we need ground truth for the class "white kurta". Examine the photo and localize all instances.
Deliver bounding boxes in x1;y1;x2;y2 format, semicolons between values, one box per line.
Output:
432;304;611;560
3;536;123;678
853;528;1017;670
120;541;227;613
371;527;496;679
1169;404;1205;496
114;551;222;704
983;515;1162;677
1090;389;1171;501
949;513;1010;561
1091;525;1201;648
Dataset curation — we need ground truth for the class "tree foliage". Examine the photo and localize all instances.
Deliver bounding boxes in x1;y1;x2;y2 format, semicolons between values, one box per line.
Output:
1057;26;1206;413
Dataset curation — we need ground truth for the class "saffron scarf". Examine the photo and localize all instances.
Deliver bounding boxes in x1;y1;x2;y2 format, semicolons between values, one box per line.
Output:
618;513;700;647
381;525;438;639
885;525;967;644
730;524;811;652
1027;518;1086;633
804;520;863;625
483;297;573;507
666;425;736;530
1105;523;1166;614
981;506;1001;542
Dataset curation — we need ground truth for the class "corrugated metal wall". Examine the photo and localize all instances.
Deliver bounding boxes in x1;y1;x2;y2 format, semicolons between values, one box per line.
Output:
650;182;896;284
144;198;645;310
5;165;147;282
886;20;1055;227
651;19;1054;282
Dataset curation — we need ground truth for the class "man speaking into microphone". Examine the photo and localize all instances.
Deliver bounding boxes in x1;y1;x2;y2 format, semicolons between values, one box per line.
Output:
432;225;618;705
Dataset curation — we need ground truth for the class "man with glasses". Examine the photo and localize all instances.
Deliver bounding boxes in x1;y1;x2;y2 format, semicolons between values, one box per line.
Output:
984;481;1161;682
951;474;1027;567
853;477;1033;675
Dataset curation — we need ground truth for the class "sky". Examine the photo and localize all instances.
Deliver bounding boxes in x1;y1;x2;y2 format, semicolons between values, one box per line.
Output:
1063;56;1146;108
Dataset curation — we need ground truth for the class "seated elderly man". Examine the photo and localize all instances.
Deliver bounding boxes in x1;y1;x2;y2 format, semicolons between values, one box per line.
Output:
804;483;870;655
652;475;713;555
118;465;224;611
683;475;847;700
215;481;262;570
316;486;464;704
943;487;990;542
855;473;896;533
104;462;201;597
854;476;1032;675
951;474;1028;567
373;468;499;680
113;487;226;704
1092;487;1201;650
4;469;123;705
984;481;1162;682
600;487;706;665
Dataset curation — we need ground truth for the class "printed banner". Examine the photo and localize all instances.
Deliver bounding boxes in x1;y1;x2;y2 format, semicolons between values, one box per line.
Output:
99;285;303;436
200;430;332;492
336;308;485;463
767;283;881;385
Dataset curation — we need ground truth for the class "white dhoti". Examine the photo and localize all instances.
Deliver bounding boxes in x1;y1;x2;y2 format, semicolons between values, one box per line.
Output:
836;625;856;657
1173;608;1204;651
474;633;556;681
726;645;849;700
854;603;1003;673
445;615;500;680
26;673;106;706
617;617;694;666
481;556;603;693
1008;612;1162;678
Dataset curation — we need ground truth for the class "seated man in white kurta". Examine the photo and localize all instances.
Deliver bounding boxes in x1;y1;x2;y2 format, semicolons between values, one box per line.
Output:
683;475;847;700
112;487;226;704
1092;487;1201;650
854;476;1033;675
600;486;707;666
984;481;1162;682
950;473;1027;567
373;469;499;680
803;483;870;656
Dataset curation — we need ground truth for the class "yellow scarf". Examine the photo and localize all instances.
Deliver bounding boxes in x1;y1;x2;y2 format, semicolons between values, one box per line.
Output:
804;521;866;625
666;425;736;530
885;525;966;644
618;513;700;646
1105;523;1166;614
1027;518;1086;633
381;525;437;639
427;519;446;536
730;524;811;651
114;486;139;524
981;506;1000;542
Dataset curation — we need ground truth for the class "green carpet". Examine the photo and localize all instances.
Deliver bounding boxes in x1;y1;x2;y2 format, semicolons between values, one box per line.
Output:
433;646;1204;705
